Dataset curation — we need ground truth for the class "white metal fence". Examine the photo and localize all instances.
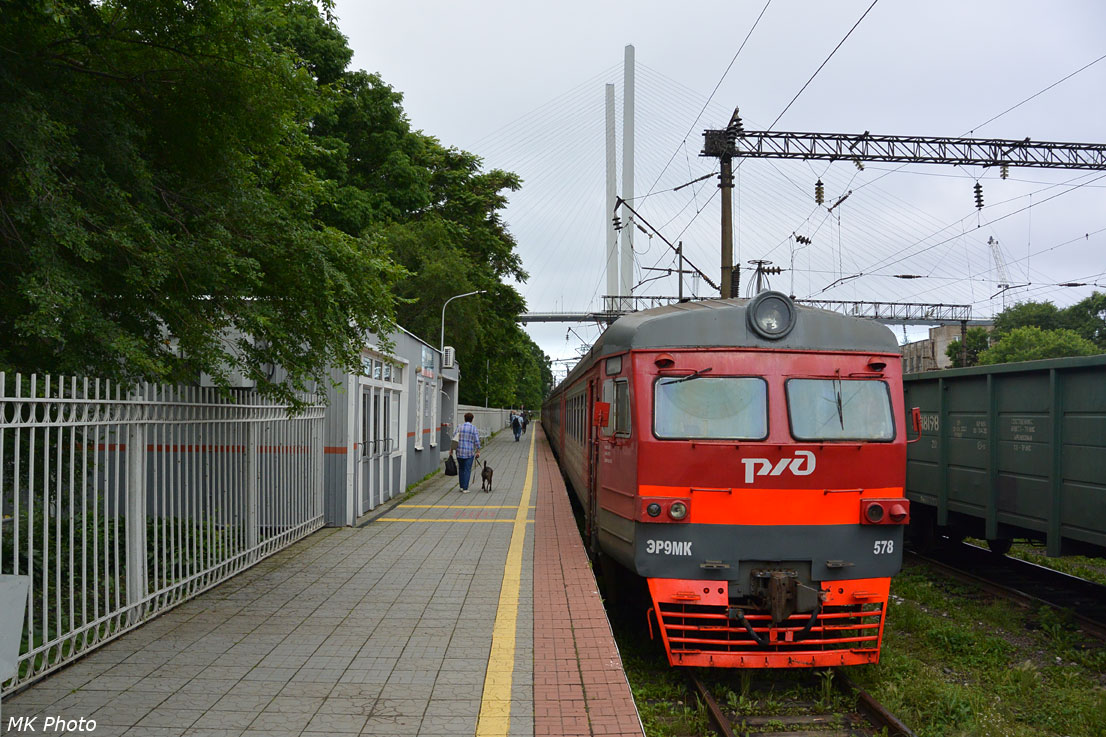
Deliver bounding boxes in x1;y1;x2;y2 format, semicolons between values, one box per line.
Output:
456;405;518;442
0;373;325;694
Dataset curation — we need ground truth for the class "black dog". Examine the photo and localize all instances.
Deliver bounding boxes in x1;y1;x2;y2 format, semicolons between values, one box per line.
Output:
480;460;494;492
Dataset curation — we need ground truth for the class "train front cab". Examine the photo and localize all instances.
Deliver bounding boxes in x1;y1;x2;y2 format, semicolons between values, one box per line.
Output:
595;342;914;669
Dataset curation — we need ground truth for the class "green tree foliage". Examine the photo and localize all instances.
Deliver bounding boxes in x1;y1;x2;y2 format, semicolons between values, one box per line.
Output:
945;327;991;368
1;0;552;408
1059;292;1106;349
0;0;401;403
278;9;548;409
978;326;1099;365
991;301;1064;337
978;295;1106;366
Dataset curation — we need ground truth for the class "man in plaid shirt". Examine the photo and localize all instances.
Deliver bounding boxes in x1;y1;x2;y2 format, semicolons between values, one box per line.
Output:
453;412;481;493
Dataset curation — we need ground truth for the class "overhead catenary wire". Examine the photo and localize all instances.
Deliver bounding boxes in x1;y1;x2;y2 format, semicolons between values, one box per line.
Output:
767;0;881;131
468;31;1104;332
639;0;774;204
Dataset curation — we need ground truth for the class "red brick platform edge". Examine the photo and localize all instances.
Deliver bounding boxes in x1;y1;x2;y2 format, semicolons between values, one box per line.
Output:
533;427;645;737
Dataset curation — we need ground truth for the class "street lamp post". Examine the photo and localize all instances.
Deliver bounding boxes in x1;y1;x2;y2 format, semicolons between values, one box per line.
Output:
440;290;487;354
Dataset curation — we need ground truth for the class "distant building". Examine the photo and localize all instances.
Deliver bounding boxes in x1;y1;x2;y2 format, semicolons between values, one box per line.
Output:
901;324;993;373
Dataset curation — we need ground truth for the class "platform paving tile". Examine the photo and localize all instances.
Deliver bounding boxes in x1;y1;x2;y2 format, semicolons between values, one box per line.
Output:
247;710;315;732
3;427;650;736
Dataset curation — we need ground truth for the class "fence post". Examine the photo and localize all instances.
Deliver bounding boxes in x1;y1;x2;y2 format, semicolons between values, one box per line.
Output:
246;422;259;550
125;422;147;623
312;415;323;519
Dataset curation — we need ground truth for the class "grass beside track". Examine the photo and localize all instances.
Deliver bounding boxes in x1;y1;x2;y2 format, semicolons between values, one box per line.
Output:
851;560;1106;737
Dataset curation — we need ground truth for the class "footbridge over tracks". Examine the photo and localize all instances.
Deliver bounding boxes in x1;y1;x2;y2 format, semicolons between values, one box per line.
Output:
520;295;994;327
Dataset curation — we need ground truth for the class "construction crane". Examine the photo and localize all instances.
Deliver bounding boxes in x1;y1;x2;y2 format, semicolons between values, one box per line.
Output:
987;236;1028;306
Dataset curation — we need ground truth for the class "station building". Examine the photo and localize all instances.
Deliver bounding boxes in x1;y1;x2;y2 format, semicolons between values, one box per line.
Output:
319;328;460;526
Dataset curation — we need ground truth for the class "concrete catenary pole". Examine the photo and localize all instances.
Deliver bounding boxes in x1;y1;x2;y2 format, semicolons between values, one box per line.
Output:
720;156;734;298
620;45;635;310
605;83;618;311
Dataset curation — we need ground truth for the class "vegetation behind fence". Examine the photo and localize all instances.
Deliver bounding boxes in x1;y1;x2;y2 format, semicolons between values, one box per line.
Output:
0;373;325;694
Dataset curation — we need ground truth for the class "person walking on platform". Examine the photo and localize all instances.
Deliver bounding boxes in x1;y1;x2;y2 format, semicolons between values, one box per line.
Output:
455;412;481;492
510;410;523;442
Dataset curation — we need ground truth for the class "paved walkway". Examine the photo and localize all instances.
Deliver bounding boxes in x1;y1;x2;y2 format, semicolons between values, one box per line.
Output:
3;426;643;737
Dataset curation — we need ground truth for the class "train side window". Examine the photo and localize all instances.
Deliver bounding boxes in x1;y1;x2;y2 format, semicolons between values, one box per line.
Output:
600;380;615;437
615;380;631;436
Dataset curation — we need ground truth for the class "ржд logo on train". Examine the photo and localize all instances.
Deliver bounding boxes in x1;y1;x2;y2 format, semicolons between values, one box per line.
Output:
740;450;815;484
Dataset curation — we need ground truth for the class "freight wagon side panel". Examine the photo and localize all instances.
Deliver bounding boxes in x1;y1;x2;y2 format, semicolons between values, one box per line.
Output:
1058;363;1106;551
905;355;1106;556
904;377;940;515
943;375;990;520
993;371;1052;533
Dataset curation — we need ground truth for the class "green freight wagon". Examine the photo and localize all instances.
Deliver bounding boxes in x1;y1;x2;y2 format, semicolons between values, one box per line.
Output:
903;354;1106;556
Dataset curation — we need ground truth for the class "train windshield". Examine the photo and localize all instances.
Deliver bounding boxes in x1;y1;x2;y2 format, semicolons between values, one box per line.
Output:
786;379;894;441
654;377;767;439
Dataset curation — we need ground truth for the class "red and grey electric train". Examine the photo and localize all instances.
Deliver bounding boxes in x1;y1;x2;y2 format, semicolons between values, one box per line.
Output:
542;292;918;669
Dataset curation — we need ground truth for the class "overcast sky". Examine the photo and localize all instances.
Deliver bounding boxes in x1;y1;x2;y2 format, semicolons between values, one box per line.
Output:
332;1;1106;376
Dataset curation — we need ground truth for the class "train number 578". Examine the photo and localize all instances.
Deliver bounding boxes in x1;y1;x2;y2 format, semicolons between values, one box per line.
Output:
873;540;895;555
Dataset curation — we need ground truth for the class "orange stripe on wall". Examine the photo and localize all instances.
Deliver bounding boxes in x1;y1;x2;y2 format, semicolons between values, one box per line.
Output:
635;484;905;525
324;446;348;454
83;443;317;455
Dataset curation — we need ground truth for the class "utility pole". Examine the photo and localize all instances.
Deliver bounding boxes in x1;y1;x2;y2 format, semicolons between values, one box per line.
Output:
677;241;684;300
720;156;734;298
718;109;743;298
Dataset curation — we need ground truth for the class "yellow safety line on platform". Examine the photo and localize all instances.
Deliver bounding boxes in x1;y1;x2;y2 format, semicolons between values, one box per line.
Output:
399;505;535;509
476;428;535;736
378;518;532;524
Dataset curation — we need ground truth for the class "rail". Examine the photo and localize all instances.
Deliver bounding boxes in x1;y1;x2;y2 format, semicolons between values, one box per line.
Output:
0;373;325;694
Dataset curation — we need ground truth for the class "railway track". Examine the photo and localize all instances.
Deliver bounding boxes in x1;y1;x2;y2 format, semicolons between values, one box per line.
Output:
686;667;914;737
909;541;1106;640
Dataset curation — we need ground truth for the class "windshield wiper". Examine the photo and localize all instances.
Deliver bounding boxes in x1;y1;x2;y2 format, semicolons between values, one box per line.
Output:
834;372;845;430
661;367;713;385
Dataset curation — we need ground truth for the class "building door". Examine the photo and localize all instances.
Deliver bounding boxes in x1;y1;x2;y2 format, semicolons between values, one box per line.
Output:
359;386;377;515
357;354;406;517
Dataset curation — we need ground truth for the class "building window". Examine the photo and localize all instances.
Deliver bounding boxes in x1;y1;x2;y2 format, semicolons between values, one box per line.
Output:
414;379;425;450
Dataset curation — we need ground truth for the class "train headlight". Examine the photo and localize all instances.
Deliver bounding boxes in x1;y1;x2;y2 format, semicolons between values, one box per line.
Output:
668;501;688;520
861;499;910;525
647;503;662;517
747;290;796;340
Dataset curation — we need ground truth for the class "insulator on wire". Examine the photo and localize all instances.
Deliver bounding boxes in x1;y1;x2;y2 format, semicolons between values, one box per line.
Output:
795;234;812;246
727;107;744;136
853;159;864;171
1000;164;1009;179
973;181;984;209
612;216;622;231
814;180;824;205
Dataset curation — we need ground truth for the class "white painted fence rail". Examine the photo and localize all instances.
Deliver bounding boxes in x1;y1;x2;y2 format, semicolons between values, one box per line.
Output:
456;405;518;442
0;373;325;694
